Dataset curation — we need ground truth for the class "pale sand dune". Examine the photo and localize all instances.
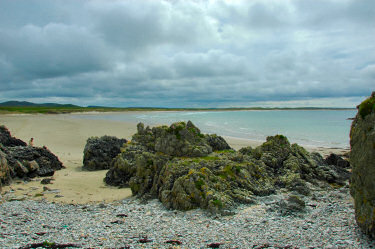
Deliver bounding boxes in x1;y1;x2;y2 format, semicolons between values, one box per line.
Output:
0;113;349;204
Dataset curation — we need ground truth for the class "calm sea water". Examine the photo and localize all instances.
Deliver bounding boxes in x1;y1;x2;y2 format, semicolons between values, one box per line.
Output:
75;110;356;148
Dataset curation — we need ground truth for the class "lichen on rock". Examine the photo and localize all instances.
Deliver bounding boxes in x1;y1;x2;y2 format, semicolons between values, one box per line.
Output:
350;91;375;238
132;121;212;157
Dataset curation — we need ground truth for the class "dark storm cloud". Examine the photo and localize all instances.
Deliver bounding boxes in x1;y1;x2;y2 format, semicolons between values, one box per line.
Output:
0;0;373;107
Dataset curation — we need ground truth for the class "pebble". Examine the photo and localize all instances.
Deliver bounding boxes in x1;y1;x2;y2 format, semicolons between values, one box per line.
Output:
0;187;374;248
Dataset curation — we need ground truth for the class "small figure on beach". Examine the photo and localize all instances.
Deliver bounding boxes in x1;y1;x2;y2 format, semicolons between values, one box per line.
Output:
29;137;34;146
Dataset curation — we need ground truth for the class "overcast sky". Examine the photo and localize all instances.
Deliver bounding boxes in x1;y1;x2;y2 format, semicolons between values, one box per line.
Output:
0;0;374;108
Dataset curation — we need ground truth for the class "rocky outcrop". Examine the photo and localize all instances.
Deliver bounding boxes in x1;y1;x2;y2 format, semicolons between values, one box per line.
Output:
83;136;127;171
132;121;212;157
0;144;64;187
240;136;351;193
0;125;27;147
0;125;63;188
350;92;375;238
105;121;351;214
4;145;63;178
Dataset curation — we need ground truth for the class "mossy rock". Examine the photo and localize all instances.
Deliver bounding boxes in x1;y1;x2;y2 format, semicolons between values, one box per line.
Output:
350;92;375;238
358;92;375;118
132;121;213;157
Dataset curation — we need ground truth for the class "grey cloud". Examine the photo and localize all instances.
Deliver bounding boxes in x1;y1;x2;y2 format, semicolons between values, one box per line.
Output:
88;0;216;53
0;0;373;108
0;23;112;80
172;50;248;78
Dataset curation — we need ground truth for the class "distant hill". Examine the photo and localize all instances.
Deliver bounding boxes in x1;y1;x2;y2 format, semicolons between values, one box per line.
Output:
0;101;80;108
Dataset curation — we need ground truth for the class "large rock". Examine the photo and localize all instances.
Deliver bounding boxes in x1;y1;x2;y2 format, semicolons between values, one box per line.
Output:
350;92;375;238
105;122;351;214
0;125;27;147
4;145;64;178
0;125;64;188
83;136;127;171
132;121;212;157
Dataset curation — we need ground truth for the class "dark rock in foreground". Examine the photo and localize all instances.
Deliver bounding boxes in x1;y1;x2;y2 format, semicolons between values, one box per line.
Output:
105;121;351;214
0;125;63;188
350;92;375;238
5;145;63;177
0;144;64;186
83;136;127;171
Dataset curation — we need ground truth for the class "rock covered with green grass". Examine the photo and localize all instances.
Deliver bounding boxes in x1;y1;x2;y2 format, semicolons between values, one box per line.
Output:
105;121;350;214
350;91;375;238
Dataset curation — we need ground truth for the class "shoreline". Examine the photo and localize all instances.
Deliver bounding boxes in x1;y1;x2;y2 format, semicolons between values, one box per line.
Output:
0;113;349;205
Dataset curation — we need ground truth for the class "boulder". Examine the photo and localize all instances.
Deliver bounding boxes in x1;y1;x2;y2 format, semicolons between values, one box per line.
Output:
83;136;127;171
5;145;63;178
350;92;375;238
132;121;212;157
0;125;27;147
0;125;64;187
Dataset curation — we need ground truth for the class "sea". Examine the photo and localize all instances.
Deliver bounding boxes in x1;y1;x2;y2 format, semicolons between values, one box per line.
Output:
75;110;357;149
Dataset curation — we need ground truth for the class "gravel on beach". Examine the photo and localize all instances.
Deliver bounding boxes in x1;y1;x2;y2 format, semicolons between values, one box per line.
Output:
1;187;374;249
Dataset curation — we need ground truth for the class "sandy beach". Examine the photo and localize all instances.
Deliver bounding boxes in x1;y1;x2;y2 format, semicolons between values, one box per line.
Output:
0;113;349;204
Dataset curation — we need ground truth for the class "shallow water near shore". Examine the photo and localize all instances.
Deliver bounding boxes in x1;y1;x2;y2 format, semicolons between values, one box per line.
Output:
74;110;356;149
